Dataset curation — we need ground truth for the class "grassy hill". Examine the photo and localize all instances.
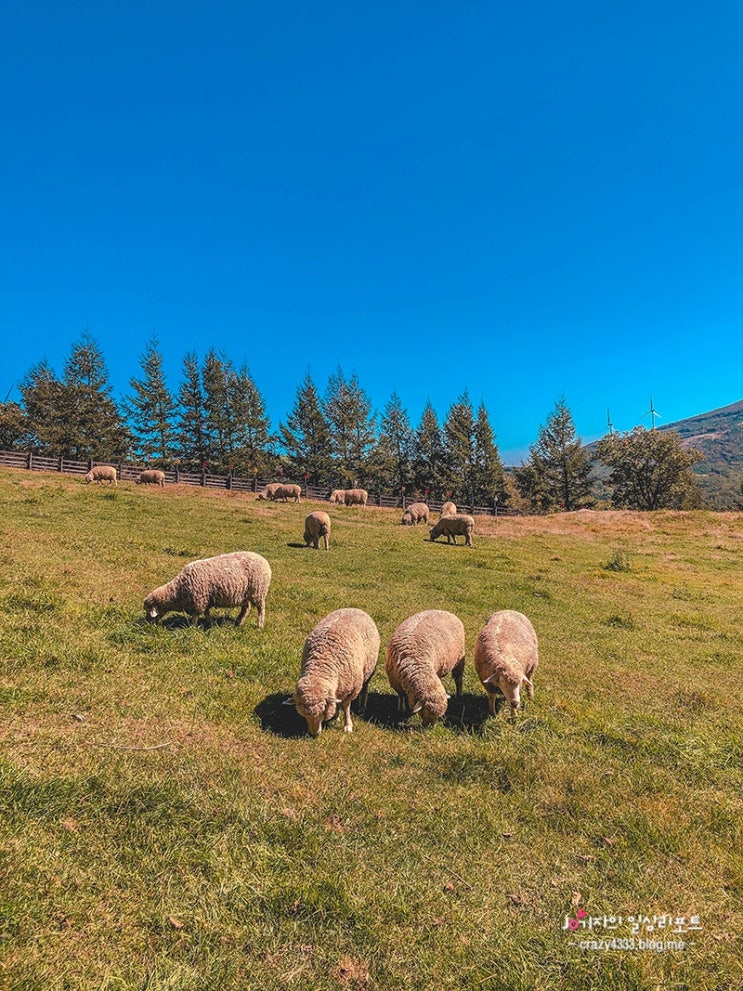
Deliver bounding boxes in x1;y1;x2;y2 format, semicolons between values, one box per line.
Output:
1;469;742;990
659;399;743;509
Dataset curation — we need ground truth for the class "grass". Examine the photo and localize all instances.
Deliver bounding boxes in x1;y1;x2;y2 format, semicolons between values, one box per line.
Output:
1;470;742;989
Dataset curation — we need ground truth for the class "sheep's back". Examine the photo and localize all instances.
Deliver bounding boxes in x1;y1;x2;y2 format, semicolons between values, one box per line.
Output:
386;610;465;681
302;608;379;694
474;610;538;682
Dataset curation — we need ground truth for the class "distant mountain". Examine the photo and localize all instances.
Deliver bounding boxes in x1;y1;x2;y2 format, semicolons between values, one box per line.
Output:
588;399;743;509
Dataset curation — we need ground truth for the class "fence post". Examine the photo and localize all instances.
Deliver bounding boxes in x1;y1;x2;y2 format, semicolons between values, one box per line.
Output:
27;452;33;470
58;456;63;473
201;470;207;487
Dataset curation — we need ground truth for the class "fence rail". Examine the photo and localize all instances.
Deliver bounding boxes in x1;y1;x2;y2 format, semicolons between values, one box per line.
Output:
0;450;517;517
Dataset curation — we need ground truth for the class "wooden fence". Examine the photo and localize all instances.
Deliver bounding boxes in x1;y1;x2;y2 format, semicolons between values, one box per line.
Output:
0;450;516;517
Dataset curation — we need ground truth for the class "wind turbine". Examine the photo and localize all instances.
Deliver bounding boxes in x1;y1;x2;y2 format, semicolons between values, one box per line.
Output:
606;409;615;436
642;397;662;430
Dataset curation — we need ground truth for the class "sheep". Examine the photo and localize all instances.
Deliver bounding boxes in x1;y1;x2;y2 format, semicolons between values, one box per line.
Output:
429;513;475;547
385;610;465;726
291;608;380;736
257;482;282;501
328;489;345;504
401;502;429;526
144;551;271;629
85;465;117;486
137;469;165;487
304;510;331;550
274;483;301;503
474;610;538;719
439;501;457;518
344;488;368;507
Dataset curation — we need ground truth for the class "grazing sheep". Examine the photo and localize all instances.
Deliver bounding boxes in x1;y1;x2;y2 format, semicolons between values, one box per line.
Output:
291;608;380;737
137;469;165;487
474;610;538;718
385;610;465;726
328;489;345;504
429;513;475;547
439;501;457;518
401;502;429;526
144;551;272;629
304;510;331;550
344;488;368;507
85;465;117;486
257;482;282;501
274;483;301;503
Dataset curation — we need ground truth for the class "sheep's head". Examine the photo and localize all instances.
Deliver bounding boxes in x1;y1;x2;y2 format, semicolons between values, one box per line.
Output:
401;512;413;525
294;679;341;737
144;592;166;623
409;685;448;726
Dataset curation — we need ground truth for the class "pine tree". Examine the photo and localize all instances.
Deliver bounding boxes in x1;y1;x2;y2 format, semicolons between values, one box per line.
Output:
201;349;236;472
20;361;71;455
472;402;507;506
371;391;415;493
0;401;26;450
412;400;448;496
227;364;276;476
515;397;592;511
443;391;476;504
176;352;209;470
279;372;333;485
61;334;130;459
323;368;376;484
126;337;176;465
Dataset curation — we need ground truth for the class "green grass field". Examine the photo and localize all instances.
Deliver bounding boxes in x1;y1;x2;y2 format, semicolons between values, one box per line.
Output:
1;468;741;990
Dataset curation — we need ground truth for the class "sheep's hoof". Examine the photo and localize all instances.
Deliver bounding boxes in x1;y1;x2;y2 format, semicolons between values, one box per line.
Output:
343;724;353;733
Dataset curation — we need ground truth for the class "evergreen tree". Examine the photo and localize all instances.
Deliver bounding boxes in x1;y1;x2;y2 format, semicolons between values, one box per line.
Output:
515;397;592;511
323;367;376;484
62;334;130;459
20;360;73;455
412;400;448;496
0;401;26;450
472;402;507;506
227;364;276;475
371;391;415;493
279;372;333;485
596;427;703;509
443;391;476;504
176;352;209;470
201;349;236;472
126;337;176;465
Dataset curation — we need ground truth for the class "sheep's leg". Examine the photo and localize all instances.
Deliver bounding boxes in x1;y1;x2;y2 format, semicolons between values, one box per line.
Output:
396;691;407;713
357;680;370;713
452;658;465;697
236;600;252;626
341;698;353;733
256;599;266;629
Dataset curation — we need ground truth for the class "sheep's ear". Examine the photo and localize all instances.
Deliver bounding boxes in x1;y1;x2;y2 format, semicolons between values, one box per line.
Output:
522;675;533;688
282;697;296;707
411;703;423;714
446;693;452;700
483;673;497;685
329;697;343;705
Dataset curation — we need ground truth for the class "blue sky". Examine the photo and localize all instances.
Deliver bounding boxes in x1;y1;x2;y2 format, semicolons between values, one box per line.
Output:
2;1;741;463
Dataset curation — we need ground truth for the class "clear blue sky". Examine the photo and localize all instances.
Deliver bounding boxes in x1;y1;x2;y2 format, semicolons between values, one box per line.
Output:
2;1;741;463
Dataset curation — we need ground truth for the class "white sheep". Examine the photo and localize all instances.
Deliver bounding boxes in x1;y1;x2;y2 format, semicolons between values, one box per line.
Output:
144;551;271;628
385;610;465;726
137;469;165;487
274;483;301;503
85;465;117;486
304;510;331;550
291;608;380;736
474;610;538;718
429;513;475;547
257;482;282;501
439;501;457;518
344;488;368;507
401;502;429;526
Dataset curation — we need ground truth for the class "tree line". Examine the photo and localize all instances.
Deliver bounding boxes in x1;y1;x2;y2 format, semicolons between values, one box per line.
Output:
0;333;703;511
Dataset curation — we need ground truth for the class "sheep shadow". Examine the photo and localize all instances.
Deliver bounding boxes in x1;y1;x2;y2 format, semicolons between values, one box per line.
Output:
253;692;311;738
286;542;307;549
363;690;492;735
144;614;243;631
